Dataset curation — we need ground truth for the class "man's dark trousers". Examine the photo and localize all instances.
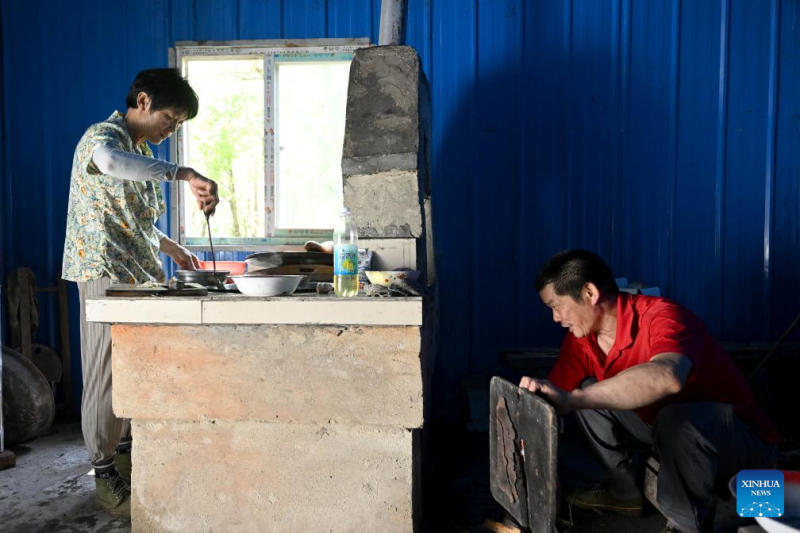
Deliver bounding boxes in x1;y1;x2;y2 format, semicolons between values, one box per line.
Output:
575;402;777;533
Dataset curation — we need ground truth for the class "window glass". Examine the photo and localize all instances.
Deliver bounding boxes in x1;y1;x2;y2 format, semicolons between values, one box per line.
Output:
275;59;350;230
182;58;265;241
173;42;366;247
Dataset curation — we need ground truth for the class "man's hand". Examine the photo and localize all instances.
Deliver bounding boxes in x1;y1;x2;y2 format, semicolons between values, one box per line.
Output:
519;376;573;414
176;167;220;216
522;354;692;414
160;238;201;271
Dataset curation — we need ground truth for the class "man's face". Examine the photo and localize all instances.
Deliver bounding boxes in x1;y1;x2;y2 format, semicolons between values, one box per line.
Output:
539;283;597;339
140;95;188;145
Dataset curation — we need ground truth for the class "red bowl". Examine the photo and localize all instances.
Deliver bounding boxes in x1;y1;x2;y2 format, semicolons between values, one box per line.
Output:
199;261;246;276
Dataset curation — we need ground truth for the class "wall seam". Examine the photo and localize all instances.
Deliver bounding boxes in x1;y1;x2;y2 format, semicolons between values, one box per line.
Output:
714;0;731;335
764;0;780;337
669;0;682;299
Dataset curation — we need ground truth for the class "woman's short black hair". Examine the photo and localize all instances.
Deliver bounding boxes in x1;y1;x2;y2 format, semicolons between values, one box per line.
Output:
125;68;199;119
535;249;619;302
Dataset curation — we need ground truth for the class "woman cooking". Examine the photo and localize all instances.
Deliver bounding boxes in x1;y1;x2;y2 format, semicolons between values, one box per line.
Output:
62;68;219;515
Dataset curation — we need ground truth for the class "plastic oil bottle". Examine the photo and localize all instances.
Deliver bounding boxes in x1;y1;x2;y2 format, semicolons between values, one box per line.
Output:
333;208;359;297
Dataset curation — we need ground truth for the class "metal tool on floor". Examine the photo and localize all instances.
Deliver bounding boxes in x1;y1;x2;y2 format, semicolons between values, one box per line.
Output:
1;346;55;447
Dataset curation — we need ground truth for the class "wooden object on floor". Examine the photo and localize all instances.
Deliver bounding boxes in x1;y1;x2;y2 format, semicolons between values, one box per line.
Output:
644;455;662;514
0;449;16;470
489;377;558;533
57;279;73;418
36;277;74;417
7;268;37;359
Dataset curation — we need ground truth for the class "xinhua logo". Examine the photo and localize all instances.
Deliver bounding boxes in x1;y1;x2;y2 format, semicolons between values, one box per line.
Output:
737;470;784;518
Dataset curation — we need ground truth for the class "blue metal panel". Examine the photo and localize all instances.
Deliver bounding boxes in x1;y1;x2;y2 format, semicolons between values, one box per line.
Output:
673;0;726;334
773;0;800;339
429;0;477;397
723;0;776;339
239;0;282;39
618;0;677;295
126;0;171;72
405;0;432;76
171;0;197;41
3;0;800;420
283;0;326;39
196;0;239;40
518;0;572;348
0;0;6;342
327;0;374;39
470;0;523;377
40;0;86;401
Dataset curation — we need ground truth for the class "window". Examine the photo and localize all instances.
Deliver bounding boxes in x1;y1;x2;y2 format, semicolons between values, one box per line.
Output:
170;39;369;248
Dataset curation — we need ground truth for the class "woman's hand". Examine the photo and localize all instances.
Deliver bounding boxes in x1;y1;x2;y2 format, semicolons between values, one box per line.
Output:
160;238;201;271
176;167;220;216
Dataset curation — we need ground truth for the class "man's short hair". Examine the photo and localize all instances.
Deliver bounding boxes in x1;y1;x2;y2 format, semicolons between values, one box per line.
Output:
125;68;199;119
535;249;619;302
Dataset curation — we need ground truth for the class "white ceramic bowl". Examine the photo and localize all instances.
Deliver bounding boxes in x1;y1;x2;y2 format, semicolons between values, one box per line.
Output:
364;270;421;287
231;275;304;297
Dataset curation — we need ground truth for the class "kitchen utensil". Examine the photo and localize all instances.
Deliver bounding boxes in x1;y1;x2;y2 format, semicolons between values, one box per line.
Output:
206;212;216;273
199;261;246;275
106;282;209;297
246;263;332;278
174;270;229;290
364;270;421;287
245;251;333;271
231;275;305;297
245;265;332;292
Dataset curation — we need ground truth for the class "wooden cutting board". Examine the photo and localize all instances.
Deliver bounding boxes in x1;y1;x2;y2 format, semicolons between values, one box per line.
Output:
105;283;208;297
489;377;558;533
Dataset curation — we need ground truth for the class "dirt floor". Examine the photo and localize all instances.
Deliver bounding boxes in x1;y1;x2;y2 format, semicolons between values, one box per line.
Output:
0;422;129;533
0;420;785;533
423;421;771;533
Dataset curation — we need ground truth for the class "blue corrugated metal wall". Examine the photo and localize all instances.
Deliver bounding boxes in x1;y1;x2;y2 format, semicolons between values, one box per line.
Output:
2;0;799;418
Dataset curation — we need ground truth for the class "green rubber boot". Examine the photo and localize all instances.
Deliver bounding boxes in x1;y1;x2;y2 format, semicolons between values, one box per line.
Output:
114;452;132;487
95;473;130;516
565;484;644;517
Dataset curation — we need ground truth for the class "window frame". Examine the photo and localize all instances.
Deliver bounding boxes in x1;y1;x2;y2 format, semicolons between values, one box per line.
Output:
168;38;369;251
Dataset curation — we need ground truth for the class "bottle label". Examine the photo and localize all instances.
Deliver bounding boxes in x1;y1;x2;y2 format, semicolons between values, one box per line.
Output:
334;244;358;276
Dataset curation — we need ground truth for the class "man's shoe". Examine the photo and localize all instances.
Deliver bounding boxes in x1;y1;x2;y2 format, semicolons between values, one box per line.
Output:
114;452;132;487
564;484;644;517
95;474;131;516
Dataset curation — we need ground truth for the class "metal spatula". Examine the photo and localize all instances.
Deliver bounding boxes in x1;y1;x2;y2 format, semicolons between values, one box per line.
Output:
206;212;224;291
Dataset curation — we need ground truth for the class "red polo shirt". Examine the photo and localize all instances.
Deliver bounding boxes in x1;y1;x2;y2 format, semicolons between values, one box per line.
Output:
548;292;781;444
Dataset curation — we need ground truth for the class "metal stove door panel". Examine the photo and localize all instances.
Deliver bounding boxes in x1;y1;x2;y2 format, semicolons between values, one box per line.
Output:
489;376;558;533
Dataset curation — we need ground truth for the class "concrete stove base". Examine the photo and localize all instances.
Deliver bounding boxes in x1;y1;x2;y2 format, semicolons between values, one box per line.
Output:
131;420;419;533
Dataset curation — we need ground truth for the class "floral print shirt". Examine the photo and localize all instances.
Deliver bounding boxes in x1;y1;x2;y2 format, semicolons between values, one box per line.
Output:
62;111;167;284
